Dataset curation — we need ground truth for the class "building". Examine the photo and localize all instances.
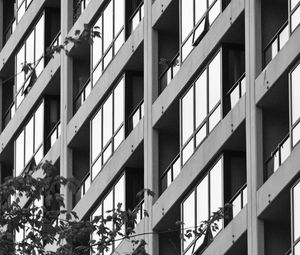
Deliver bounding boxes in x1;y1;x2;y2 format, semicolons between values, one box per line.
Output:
0;0;300;254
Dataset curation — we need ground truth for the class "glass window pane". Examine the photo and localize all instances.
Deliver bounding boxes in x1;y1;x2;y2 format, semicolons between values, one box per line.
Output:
91;109;102;161
197;175;209;225
195;70;207;128
114;126;124;150
181;0;194;42
280;137;291;163
293;122;300;147
291;0;300;10
232;194;241;218
103;1;113;52
196;0;207;24
292;6;300;32
103;95;113;146
182;34;193;62
34;102;44;151
173;157;181;179
93;16;102;69
291;64;300;125
103;47;113;69
279;25;289;50
196;123;207;147
293;182;300;241
182;139;194;165
35;14;45;76
25;117;34;165
209;105;221;132
114;175;125;210
230;85;240;109
243;186;247;206
91;156;102;180
26;31;35;68
114;0;124;35
295;241;300;255
114;79;124;132
182;87;194;145
209;52;221;111
17;2;26;23
183;191;195;250
131;11;140;32
16;131;25;176
92;61;102;86
16;45;25;92
209;0;221;25
103;143;112;165
167;170;172;186
210;158;222;235
115;29;124;54
34;145;43;165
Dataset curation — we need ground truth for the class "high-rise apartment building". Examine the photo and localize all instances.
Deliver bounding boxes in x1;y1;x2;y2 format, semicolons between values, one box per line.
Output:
0;0;300;254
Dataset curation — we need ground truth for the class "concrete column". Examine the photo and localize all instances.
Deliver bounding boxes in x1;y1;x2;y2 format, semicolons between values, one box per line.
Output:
0;0;3;50
144;0;159;254
245;0;265;254
60;0;73;211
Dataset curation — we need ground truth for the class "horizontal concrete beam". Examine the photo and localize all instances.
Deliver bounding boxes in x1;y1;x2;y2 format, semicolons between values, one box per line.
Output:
152;0;173;27
19;137;61;208
0;0;45;73
67;21;144;145
255;27;300;105
74;120;144;220
0;55;60;157
152;96;246;228
152;0;244;127
203;206;247;255
257;142;300;216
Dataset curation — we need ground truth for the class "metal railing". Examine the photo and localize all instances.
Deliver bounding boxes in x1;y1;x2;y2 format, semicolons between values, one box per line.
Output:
228;184;247;219
2;102;16;129
128;99;144;131
49;31;61;49
226;73;246;109
160;154;180;193
129;1;144;34
73;78;92;113
159;53;180;93
74;172;91;206
265;133;291;181
46;121;61;149
132;198;144;226
264;21;289;67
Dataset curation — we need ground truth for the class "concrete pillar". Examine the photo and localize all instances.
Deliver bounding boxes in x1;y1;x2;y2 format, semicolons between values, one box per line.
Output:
60;0;73;211
0;0;3;50
245;0;265;254
144;0;159;254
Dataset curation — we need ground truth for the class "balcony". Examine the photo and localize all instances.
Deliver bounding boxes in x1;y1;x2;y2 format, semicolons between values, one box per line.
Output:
128;1;144;35
73;172;91;207
160;153;180;193
265;133;291;181
226;73;246;110
73;78;92;114
128;99;144;132
3;18;17;44
228;184;247;220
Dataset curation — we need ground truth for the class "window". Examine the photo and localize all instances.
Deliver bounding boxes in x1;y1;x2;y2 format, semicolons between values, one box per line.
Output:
180;0;221;62
91;77;125;180
292;180;300;254
16;0;33;23
291;0;300;32
290;61;300;147
15;101;44;176
91;174;125;254
180;51;222;165
91;0;125;87
181;157;223;255
15;13;45;108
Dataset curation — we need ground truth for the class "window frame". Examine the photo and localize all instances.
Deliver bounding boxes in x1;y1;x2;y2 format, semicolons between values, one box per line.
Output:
90;75;125;181
290;0;300;33
291;179;300;254
180;49;223;166
181;156;224;255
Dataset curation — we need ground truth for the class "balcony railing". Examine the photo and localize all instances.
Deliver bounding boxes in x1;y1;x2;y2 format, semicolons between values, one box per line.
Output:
159;53;180;93
46;121;61;149
264;21;289;67
229;184;247;219
49;31;61;49
74;172;91;206
73;0;91;23
2;102;16;129
3;18;17;44
226;73;246;109
128;99;144;131
160;154;180;193
265;133;291;181
132;198;144;226
129;1;144;34
73;78;92;113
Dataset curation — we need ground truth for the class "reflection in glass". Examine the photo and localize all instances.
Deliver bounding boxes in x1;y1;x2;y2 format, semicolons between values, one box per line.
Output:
182;88;194;144
183;191;195;250
293;182;300;241
209;52;221;111
16;131;25;176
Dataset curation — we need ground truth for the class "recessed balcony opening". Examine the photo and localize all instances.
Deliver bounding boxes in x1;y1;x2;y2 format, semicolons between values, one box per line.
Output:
261;187;291;255
125;0;144;37
262;0;289;67
260;73;289;182
2;0;15;45
224;232;247;255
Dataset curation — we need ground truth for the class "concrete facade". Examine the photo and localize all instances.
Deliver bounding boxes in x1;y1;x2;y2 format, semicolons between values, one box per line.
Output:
1;0;300;255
